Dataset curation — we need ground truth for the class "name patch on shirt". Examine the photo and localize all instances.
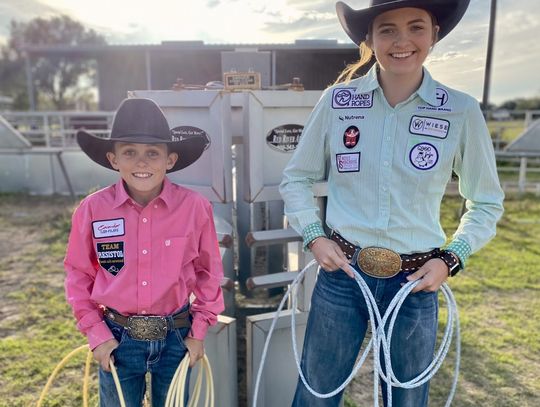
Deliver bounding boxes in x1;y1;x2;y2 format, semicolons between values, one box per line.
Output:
409;143;439;170
338;114;365;121
92;218;125;239
96;242;124;276
336;152;361;173
409;116;450;139
332;89;373;109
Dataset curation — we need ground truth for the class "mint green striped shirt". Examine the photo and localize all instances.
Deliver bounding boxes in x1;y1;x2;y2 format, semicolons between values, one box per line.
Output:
279;64;504;266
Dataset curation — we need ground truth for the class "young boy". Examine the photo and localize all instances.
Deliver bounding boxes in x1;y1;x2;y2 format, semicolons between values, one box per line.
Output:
64;98;224;406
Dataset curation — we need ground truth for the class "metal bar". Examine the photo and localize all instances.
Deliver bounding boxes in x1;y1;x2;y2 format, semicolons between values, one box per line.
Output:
55;151;76;200
482;0;497;110
245;228;301;248
24;53;36;110
518;157;528;194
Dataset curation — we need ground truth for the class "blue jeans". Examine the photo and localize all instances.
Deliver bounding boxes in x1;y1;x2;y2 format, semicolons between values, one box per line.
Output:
99;308;191;407
292;266;438;407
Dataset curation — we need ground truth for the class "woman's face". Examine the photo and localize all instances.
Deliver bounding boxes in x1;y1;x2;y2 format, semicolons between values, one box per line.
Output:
369;7;438;78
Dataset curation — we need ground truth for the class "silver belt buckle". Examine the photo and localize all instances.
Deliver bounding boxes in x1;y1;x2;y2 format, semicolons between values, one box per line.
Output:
127;316;168;341
357;247;402;278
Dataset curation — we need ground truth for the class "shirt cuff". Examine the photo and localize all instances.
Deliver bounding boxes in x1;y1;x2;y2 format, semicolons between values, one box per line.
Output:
444;238;472;268
86;320;114;350
189;317;209;341
302;222;326;250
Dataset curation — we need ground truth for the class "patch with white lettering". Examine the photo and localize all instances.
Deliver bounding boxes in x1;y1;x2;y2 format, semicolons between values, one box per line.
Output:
336;152;361;173
417;87;452;112
92;218;125;239
343;126;360;149
96;242;124;276
409;143;439;170
338;114;365;121
409;116;450;139
332;89;373;109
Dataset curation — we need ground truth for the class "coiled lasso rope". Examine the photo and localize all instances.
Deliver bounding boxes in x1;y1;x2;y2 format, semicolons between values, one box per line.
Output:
253;259;460;407
37;345;214;407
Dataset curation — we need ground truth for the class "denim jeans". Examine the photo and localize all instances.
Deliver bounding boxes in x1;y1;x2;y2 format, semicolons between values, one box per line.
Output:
99;307;191;407
292;265;439;407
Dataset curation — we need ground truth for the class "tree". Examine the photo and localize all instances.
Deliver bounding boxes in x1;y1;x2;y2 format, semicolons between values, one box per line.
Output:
0;15;106;110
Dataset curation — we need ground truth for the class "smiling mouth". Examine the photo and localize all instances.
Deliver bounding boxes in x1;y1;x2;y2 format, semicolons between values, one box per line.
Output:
133;172;152;178
391;51;415;59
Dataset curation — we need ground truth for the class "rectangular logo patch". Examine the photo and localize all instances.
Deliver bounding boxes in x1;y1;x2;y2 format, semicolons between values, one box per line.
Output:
92;218;125;239
336;152;361;173
409;116;450;139
97;241;124;276
332;89;373;109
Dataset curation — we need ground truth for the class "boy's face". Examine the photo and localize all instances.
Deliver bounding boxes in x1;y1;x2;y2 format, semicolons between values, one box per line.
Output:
106;142;178;206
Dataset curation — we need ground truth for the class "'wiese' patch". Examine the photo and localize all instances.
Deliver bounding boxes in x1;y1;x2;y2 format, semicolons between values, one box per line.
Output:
409;116;450;139
92;218;125;239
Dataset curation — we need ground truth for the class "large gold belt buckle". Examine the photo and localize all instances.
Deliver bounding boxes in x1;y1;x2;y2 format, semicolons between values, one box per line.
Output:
127;316;168;341
357;247;402;278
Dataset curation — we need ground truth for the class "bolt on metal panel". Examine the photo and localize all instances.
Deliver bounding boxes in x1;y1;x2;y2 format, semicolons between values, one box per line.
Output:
247;309;308;407
128;90;233;203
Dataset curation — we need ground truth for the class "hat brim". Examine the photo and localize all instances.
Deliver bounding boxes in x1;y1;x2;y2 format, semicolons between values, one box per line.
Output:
336;0;470;45
76;130;209;173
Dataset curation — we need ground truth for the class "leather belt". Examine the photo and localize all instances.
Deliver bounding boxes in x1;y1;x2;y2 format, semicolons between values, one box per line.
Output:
330;231;439;278
104;308;191;341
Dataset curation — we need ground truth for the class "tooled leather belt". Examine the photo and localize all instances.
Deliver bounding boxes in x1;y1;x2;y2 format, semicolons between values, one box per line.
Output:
330;231;440;278
104;308;191;341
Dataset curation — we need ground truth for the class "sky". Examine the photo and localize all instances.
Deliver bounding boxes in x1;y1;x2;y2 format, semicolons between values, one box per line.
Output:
0;0;539;105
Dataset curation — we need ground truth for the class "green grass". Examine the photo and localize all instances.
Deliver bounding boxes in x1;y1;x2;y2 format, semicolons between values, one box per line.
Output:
488;120;525;143
1;194;539;406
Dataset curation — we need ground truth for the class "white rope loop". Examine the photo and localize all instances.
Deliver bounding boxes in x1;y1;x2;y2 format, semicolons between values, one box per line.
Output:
253;259;460;407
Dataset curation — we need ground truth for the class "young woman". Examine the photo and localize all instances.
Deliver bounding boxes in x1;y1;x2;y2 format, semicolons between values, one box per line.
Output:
279;1;504;406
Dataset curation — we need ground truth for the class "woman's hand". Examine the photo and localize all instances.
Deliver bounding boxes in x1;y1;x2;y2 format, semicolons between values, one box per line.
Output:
407;258;449;293
92;338;119;372
184;337;205;367
310;237;355;278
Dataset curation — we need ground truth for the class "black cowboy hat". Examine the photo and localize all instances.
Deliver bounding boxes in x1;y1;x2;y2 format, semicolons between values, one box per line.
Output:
77;98;209;173
336;0;471;45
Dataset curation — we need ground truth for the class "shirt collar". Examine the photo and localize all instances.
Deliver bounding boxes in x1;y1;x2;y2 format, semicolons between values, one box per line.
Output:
112;177;173;208
355;64;439;106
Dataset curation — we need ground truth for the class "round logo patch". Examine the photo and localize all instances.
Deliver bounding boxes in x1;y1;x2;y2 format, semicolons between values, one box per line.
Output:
343;126;360;149
409;142;439;170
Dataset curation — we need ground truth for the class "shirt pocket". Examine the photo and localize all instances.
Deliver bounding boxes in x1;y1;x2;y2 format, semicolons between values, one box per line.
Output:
161;237;197;279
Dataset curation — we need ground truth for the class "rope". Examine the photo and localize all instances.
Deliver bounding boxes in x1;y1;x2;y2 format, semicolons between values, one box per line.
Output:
37;346;215;407
253;259;460;407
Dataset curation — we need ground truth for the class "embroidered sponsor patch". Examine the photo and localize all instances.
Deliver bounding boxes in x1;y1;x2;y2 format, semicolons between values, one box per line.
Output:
92;218;125;239
336;152;361;172
332;89;373;109
266;124;303;152
343;126;360;149
338;114;365;121
409;116;450;139
409;143;439;170
96;242;124;276
417;87;452;112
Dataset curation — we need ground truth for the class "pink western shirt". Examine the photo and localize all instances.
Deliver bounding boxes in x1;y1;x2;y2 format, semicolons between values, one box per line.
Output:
64;177;224;350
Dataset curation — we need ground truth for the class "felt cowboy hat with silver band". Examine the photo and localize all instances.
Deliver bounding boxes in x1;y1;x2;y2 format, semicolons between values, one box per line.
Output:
336;0;471;45
77;98;209;173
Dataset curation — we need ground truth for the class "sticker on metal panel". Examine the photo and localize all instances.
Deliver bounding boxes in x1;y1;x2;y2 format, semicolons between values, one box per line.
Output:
96;241;125;276
343;126;360;149
170;126;210;150
92;218;125;239
409;116;450;139
336;152;361;173
409;143;439;170
332;88;373;109
266;124;303;153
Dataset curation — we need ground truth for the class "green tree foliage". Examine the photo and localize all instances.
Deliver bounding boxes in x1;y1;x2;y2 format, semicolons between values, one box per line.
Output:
498;97;540;111
0;15;106;110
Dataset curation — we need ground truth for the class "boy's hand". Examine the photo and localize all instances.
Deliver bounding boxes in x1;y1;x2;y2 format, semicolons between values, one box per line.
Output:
93;338;119;372
407;258;449;293
184;337;204;367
